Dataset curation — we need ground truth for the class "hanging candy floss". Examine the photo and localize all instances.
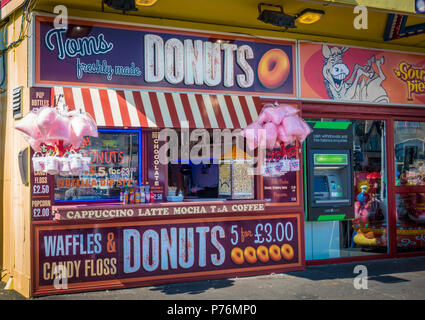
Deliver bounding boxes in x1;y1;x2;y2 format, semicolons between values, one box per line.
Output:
14;110;44;150
277;125;295;145
264;121;278;149
47;114;72;143
282;115;306;137
22;133;42;151
36;107;58;137
240;103;311;151
70;111;98;140
14;100;99;175
297;120;312;143
240;121;266;151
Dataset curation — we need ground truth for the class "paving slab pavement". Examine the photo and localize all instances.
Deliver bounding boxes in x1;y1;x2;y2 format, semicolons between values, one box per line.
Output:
2;256;425;300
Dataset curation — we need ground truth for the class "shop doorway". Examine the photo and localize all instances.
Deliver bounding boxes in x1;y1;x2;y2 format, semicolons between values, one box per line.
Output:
392;119;425;254
303;103;425;264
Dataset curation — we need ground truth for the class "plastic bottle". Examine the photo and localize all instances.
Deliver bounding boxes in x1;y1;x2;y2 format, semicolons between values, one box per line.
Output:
145;182;150;203
119;185;124;203
124;181;129;204
139;183;145;203
129;181;135;204
134;182;141;204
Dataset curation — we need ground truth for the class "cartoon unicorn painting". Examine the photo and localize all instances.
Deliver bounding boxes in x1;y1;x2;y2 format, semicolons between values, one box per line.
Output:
322;45;390;103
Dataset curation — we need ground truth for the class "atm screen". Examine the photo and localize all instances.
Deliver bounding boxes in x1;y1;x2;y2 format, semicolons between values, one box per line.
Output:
314;176;329;193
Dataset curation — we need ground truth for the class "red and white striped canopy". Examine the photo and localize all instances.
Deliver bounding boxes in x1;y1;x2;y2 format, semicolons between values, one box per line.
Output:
53;87;262;129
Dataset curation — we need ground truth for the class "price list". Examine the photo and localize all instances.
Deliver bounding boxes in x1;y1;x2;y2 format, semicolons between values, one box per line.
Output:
147;131;165;202
263;144;299;204
30;88;54;220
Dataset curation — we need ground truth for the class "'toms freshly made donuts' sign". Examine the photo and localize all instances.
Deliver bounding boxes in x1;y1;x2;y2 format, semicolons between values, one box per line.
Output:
33;15;296;97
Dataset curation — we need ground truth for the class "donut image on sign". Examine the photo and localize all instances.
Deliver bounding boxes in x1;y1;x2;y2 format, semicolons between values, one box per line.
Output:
281;244;294;261
256;245;270;263
244;246;258;264
269;244;282;262
258;48;291;89
231;247;245;265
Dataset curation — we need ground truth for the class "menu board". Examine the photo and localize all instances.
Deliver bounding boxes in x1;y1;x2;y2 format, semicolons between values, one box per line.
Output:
54;130;141;202
146;131;166;202
30;87;54;220
262;144;299;204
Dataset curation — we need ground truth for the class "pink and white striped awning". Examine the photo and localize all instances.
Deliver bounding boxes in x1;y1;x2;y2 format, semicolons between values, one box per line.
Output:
52;87;262;129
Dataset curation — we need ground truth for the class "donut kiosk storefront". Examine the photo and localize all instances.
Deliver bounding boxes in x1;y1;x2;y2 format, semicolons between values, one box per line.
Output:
24;15;306;296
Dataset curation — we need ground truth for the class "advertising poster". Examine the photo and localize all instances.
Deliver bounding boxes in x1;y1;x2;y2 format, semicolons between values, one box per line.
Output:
33;15;296;97
33;214;302;295
300;42;425;105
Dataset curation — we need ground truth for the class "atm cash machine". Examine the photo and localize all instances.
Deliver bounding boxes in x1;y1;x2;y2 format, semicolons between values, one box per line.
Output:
305;121;354;221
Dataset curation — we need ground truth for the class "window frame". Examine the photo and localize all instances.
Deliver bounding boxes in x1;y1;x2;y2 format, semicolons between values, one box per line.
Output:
53;128;143;205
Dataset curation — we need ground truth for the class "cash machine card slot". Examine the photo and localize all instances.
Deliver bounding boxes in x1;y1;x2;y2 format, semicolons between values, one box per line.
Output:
315;199;350;204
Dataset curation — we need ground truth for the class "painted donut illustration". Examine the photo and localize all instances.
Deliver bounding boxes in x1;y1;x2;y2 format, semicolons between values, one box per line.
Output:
231;247;245;265
258;48;291;89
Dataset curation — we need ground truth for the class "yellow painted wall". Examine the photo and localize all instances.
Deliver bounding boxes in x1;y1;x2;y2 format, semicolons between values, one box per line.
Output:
32;3;425;54
322;0;415;14
0;91;5;285
1;9;31;298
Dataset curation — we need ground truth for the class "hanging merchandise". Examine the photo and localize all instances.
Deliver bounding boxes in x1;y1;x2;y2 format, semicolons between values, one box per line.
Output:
240;103;312;152
14;96;98;176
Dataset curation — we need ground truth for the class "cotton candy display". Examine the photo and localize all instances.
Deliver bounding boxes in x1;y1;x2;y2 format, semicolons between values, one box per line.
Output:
36;107;58;136
15;106;97;152
298;120;313;143
22;134;42;151
70;112;98;140
240;103;312;151
240;121;266;151
47;114;72;142
14;103;98;176
277;125;293;145
282;116;306;137
15;111;43;141
264;121;278;149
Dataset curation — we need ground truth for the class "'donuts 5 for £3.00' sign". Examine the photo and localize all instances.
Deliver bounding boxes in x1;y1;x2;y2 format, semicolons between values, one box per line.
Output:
34;215;301;295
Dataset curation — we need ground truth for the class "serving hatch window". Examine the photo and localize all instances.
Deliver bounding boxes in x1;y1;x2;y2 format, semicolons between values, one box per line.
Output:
54;129;141;202
165;129;256;202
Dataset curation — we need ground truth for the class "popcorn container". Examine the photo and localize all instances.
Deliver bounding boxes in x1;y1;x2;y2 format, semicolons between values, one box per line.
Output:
70;153;83;175
32;153;46;172
268;161;281;176
279;159;291;173
45;155;60;175
290;159;300;171
60;156;71;176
